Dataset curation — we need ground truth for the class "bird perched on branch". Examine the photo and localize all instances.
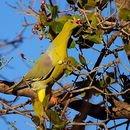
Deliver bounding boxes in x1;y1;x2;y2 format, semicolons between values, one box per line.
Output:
7;19;81;119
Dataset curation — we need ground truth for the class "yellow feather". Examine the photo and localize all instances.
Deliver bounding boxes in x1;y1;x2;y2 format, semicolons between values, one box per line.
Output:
38;89;46;103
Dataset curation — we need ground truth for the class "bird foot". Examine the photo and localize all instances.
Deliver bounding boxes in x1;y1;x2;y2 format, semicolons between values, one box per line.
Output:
50;96;58;105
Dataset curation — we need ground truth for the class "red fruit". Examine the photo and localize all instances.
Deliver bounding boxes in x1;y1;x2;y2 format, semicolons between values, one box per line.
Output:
39;9;42;12
40;4;45;11
34;24;39;28
39;22;43;25
32;28;37;34
76;19;82;24
41;0;45;5
20;53;25;58
46;18;52;22
39;34;43;40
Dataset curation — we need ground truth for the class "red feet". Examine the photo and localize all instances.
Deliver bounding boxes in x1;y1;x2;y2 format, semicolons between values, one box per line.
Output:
50;96;58;105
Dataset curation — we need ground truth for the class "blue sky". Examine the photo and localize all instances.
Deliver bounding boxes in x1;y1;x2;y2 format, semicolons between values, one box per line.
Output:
0;1;48;129
0;0;130;130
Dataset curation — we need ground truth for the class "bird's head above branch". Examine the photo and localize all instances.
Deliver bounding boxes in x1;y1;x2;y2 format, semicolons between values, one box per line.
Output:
63;19;82;31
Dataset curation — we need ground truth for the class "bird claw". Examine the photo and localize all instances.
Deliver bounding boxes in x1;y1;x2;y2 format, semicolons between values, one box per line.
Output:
50;96;58;105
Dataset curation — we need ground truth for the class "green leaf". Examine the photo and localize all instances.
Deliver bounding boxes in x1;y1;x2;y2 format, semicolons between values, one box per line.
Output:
55;15;80;23
64;56;82;76
52;5;59;20
119;8;130;21
38;13;51;26
46;4;53;11
0;62;2;67
106;72;115;79
74;27;84;37
105;74;115;85
79;54;87;65
99;74;115;89
99;79;106;88
83;34;102;44
124;44;130;52
46;110;62;124
68;38;76;48
81;92;86;97
32;116;41;126
86;13;99;28
96;29;104;36
97;0;110;10
67;0;77;5
50;21;64;34
106;76;111;84
78;0;96;10
84;0;96;10
53;124;66;129
56;15;72;23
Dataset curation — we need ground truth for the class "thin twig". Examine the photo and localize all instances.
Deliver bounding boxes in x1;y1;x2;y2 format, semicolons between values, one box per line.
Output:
0;99;31;118
0;57;13;70
68;122;108;130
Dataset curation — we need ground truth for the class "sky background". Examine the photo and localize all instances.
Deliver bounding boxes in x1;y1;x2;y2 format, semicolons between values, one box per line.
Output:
0;0;130;130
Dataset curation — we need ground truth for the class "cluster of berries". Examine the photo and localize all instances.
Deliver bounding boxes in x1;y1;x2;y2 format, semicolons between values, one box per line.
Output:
32;0;52;40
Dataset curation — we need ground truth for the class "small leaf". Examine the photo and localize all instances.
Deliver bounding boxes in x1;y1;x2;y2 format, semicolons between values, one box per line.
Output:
50;21;64;34
83;34;102;44
119;8;130;21
106;72;115;79
81;92;86;97
96;29;104;36
105;74;115;85
79;54;87;65
54;124;66;129
46;110;62;124
64;56;82;76
68;38;76;48
67;0;77;5
106;76;111;84
77;36;94;49
46;4;53;11
74;27;84;37
64;69;72;77
0;62;2;67
84;0;96;10
78;0;96;10
52;5;59;19
87;13;99;27
124;44;130;52
32;116;41;126
97;0;110;10
99;79;107;88
55;15;80;23
68;57;82;69
38;13;51;26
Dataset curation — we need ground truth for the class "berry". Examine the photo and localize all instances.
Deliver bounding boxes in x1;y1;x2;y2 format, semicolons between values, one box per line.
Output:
46;18;52;22
76;19;82;24
32;28;37;34
20;53;25;58
41;0;45;5
39;22;43;26
40;4;45;11
39;9;42;12
39;34;43;40
34;24;39;28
